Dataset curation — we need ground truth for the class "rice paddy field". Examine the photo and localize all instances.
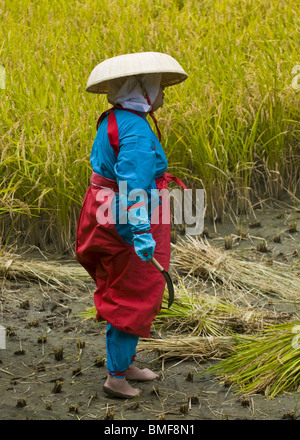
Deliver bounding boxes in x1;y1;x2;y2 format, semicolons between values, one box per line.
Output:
1;0;300;422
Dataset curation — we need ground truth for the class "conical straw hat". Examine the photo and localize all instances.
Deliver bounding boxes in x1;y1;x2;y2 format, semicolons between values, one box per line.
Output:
86;52;188;94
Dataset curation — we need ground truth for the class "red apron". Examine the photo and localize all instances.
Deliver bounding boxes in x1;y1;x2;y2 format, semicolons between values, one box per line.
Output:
75;109;186;338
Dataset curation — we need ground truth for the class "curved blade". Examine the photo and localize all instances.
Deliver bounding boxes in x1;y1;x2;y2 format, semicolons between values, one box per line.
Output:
150;258;174;308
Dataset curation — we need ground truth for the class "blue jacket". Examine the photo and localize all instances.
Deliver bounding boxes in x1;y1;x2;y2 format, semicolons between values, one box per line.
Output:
90;108;168;243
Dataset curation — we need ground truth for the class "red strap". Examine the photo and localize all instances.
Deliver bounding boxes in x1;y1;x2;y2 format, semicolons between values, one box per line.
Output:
97;105;146;158
124;201;145;211
97;104;145;129
145;94;162;142
90;171;119;191
108;370;126;377
119;107;146;121
97;104;162;158
134;230;151;235
107;111;120;157
163;172;188;190
156;172;188;190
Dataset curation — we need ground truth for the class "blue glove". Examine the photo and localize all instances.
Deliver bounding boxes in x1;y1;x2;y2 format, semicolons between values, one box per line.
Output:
133;232;156;262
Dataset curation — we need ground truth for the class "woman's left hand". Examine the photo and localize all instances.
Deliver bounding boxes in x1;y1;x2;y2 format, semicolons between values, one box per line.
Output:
133;232;156;262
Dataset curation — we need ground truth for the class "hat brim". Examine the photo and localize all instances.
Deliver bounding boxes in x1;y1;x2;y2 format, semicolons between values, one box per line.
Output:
86;52;188;94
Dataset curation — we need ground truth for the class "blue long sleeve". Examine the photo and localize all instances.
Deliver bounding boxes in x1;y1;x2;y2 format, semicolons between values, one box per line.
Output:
90;109;168;248
114;132;156;234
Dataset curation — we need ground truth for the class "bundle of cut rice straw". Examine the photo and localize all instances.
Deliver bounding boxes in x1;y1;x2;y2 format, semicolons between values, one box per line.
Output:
0;251;91;290
172;236;300;303
155;281;294;337
206;321;300;398
139;334;238;362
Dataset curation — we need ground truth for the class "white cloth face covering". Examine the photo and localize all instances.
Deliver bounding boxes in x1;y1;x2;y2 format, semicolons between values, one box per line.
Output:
107;73;162;113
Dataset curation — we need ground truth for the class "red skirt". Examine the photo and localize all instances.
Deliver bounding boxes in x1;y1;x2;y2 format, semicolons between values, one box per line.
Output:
75;172;172;338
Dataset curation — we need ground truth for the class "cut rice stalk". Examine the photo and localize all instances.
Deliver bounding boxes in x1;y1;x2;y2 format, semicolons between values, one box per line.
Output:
205;321;300;398
0;252;91;290
172;236;300;303
156;280;294;336
139;334;238;362
77;280;293;336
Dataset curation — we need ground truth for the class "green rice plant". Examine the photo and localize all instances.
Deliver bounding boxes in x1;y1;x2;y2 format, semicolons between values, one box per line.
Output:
156;280;293;337
206;321;300;398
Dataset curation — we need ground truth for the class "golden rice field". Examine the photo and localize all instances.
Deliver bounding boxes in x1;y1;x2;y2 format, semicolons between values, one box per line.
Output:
1;0;300;252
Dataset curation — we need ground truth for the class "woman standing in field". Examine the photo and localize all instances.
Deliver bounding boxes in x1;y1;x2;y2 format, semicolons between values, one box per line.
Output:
76;52;187;398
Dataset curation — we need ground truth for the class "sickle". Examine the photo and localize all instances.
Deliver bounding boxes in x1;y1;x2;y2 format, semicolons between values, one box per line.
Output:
150;257;174;308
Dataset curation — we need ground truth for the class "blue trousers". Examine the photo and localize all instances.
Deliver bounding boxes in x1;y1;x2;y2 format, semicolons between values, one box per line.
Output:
106;323;139;378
